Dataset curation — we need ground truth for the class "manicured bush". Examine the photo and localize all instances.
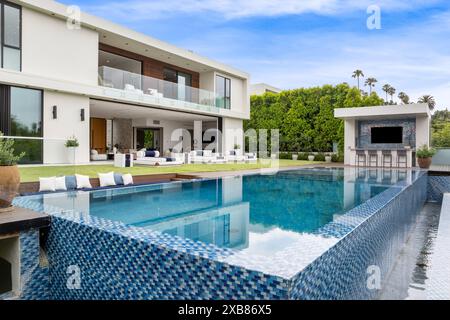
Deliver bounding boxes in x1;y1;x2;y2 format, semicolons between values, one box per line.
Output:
298;152;309;160
331;153;344;163
279;152;291;159
314;153;326;161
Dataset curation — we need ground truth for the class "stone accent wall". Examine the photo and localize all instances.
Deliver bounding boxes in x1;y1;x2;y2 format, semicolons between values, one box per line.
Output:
357;119;416;149
112;119;133;150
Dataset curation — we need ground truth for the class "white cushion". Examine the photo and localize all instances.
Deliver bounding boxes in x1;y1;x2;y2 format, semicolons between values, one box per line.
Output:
75;174;92;189
39;177;56;192
98;172;116;187
54;176;67;191
91;149;98;155
203;150;212;157
122;174;133;186
154;150;160;158
136;151;146;159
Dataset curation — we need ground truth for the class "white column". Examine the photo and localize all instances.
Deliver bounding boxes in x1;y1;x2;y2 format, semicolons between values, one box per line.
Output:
193;120;202;151
344;119;356;166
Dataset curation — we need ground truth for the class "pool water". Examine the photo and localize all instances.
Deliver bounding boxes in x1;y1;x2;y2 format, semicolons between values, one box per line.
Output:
35;168;407;252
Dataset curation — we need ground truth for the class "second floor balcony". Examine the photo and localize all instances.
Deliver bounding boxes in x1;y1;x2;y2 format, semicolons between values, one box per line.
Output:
98;66;222;113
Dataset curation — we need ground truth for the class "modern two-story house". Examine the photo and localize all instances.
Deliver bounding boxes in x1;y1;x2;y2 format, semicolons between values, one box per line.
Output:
0;0;250;164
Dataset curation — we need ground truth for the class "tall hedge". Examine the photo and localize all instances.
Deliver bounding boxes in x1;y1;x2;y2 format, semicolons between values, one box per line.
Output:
244;83;384;153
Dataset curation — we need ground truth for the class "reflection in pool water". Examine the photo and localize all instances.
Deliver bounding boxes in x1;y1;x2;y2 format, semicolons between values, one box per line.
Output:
36;168;415;257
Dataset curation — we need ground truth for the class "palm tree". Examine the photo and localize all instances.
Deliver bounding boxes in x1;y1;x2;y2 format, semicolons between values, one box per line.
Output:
382;84;391;103
398;92;410;104
418;95;436;110
364;77;377;95
352;70;364;90
387;86;396;103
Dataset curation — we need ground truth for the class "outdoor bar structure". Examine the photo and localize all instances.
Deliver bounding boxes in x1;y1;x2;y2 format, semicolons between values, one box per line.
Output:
334;104;431;168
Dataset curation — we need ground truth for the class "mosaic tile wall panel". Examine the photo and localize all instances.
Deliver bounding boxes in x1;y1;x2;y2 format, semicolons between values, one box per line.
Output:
427;175;450;203
44;217;289;300
289;173;427;299
19;229;50;300
357;119;416;149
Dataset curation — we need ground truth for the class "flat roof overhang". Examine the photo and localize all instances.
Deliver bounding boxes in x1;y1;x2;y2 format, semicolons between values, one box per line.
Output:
90;99;218;122
17;0;249;80
334;104;431;120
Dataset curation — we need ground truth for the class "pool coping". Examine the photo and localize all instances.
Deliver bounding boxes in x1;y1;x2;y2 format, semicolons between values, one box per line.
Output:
13;168;426;281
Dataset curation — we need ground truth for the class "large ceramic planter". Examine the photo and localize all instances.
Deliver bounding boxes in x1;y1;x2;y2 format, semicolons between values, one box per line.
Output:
308;155;315;161
67;147;78;164
292;154;298;161
418;157;432;169
0;165;20;212
325;156;332;163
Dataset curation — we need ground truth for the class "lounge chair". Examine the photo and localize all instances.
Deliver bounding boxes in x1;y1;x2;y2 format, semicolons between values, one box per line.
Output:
244;152;257;162
190;150;216;163
226;150;246;162
90;149;108;161
135;149;183;166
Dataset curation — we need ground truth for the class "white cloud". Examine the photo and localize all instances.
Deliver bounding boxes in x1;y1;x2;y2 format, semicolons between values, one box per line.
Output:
84;0;438;21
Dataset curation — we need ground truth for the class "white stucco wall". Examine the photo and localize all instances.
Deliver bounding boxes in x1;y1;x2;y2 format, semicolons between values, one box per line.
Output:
21;7;99;85
222;117;244;154
343;119;356;165
416;116;431;148
43;91;90;164
214;72;249;119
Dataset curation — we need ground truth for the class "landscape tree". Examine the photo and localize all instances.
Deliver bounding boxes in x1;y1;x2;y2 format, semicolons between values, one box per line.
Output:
382;84;391;103
364;77;378;95
418;95;436;110
387;86;396;104
398;92;410;104
352;70;364;90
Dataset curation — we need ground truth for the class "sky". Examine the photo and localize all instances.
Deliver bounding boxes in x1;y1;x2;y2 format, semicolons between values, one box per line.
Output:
60;0;450;110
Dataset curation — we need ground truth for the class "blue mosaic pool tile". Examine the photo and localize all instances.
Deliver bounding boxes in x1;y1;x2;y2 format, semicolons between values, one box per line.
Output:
427;175;450;203
12;170;428;300
289;173;427;299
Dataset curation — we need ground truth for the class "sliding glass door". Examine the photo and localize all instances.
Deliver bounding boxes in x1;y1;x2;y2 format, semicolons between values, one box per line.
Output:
136;128;162;152
163;68;192;102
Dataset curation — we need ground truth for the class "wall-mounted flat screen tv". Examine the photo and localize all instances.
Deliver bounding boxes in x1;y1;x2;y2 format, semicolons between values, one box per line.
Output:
371;126;403;144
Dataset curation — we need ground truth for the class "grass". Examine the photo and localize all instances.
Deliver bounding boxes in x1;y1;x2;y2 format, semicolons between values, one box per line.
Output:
18;160;321;182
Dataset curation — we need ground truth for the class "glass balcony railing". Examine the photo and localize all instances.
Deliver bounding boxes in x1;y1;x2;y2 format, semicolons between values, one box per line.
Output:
98;66;221;112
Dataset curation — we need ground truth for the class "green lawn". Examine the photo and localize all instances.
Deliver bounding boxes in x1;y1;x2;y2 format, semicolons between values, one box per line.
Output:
18;160;320;182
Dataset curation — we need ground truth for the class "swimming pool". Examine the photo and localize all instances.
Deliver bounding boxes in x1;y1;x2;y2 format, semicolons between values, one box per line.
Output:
14;167;428;300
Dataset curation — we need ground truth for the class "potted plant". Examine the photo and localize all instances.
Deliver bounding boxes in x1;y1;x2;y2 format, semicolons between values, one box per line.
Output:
0;132;25;212
65;136;79;164
292;153;298;161
325;153;332;163
308;153;315;161
416;145;436;169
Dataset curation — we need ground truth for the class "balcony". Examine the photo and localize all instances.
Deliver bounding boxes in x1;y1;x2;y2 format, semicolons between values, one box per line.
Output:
98;66;220;113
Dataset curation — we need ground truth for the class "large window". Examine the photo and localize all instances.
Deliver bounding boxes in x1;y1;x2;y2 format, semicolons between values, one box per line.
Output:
0;86;42;164
215;75;231;109
163;68;192;101
1;1;21;71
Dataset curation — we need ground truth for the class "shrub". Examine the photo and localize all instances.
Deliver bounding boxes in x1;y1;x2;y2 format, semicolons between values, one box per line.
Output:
314;153;326;161
331;153;344;163
65;136;79;148
298;152;309;160
279;152;291;160
416;145;436;158
0;132;25;166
